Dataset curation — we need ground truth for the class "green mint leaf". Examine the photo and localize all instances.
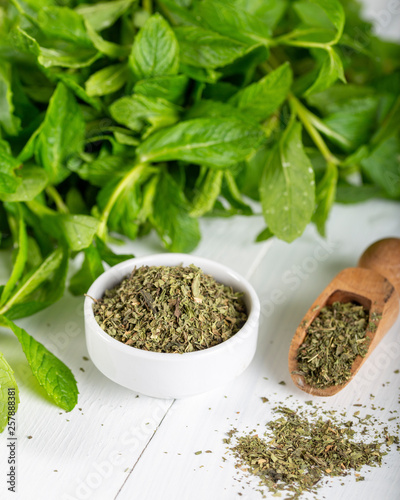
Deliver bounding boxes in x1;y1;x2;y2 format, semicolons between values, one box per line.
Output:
220;44;269;86
68;245;104;296
174;26;250;69
0;166;48;202
361;136;400;198
231;0;288;30
341;145;369;168
26;213;55;257
96;165;155;241
370;95;400;146
293;0;344;44
137;118;264;168
17;124;42;165
69;238;135;296
255;226;274;242
77;155;132;187
190;169;223;217
156;0;201;26
336;183;383;204
25;236;43;273
40;214;99;251
85;63;129;97
51;72;102;111
6;71;39;131
311;0;345;43
95;236;134;267
0;208;28;307
10;0;45;20
151;171;201;253
65;187;88;215
113;131;140;147
85;21;130;59
75;0;136;32
0;150;21;194
0;140;11;155
240;145;270;201
322;97;379;152
0;352;19;434
293;5;335;38
10;26;99;69
260;120;315;242
129;13;179;80
0;247;64;315
304;47;345;96
1;317;78;412
3;248;69;320
312;162;338;236
134;75;189;104
0;62;21;136
222;171;253;215
202;81;239;102
37;6;93;47
194;0;271;46
229;62;293;122
35;83;85;184
179;64;221;84
208;199;243;217
305;84;374;115
109;94;180;133
185;100;256;124
255;227;274;243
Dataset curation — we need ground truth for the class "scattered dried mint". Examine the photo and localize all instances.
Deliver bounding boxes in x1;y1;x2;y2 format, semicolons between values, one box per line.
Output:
92;265;247;353
226;406;389;499
295;301;370;388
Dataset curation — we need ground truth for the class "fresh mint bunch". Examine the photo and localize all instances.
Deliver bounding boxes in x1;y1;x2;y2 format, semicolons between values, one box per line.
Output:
0;0;399;421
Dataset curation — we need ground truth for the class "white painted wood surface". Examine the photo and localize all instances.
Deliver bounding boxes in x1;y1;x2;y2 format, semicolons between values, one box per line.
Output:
1;198;400;500
1;2;400;497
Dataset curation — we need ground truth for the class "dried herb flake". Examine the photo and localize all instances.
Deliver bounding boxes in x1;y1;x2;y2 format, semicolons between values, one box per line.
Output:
296;302;370;388
93;265;247;353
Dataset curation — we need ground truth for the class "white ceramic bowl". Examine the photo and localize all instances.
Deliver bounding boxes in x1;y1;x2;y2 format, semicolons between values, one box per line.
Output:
84;253;260;399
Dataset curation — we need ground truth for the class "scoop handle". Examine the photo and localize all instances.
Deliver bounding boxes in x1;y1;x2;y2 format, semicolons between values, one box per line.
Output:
358;238;400;295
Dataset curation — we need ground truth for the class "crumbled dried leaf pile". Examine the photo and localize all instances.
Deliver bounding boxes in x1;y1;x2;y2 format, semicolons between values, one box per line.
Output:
296;302;370;388
226;405;398;498
93;265;247;353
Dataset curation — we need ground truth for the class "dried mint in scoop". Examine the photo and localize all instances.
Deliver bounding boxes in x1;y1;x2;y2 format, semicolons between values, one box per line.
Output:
92;265;248;353
295;301;370;388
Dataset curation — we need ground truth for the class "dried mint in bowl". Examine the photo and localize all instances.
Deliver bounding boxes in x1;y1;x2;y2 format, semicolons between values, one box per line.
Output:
92;265;248;353
295;301;370;388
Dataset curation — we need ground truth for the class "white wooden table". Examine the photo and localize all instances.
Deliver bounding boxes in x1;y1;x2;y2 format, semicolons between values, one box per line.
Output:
1;198;400;500
2;1;400;496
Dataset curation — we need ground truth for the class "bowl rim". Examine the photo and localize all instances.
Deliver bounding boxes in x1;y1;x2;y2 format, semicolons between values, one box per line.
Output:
84;253;260;360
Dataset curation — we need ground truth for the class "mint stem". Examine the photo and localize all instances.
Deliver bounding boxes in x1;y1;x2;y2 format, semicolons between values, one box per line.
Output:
289;95;341;166
46;186;69;214
97;163;149;240
143;0;153;15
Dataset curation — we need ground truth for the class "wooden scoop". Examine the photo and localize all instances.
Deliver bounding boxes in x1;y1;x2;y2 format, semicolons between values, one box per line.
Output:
288;238;400;396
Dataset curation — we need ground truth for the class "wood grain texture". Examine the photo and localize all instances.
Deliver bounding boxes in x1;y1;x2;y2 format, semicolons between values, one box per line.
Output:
359;237;400;295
